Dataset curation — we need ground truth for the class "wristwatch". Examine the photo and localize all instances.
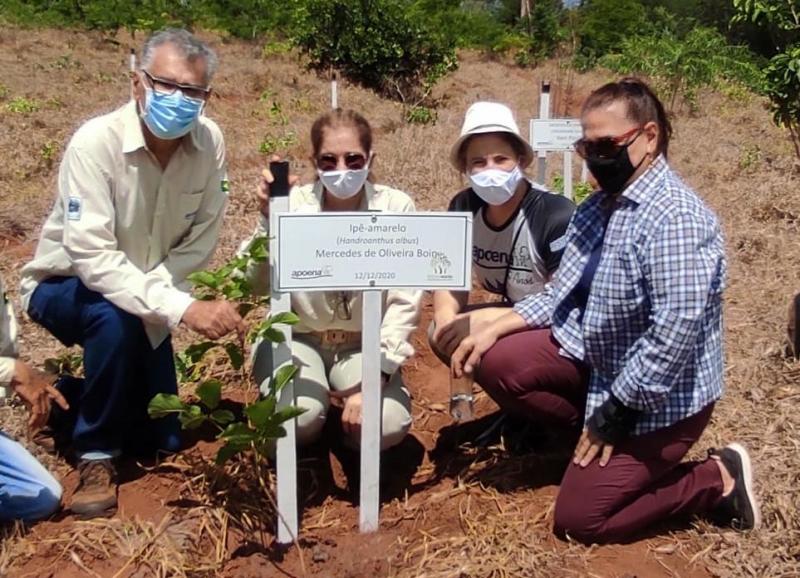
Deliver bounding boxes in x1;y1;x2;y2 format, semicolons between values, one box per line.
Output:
587;394;641;445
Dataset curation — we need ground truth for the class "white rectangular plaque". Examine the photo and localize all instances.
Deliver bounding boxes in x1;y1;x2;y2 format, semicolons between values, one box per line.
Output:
530;118;583;152
276;212;472;292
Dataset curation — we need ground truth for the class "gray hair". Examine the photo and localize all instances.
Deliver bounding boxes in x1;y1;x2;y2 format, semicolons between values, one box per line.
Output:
140;28;218;86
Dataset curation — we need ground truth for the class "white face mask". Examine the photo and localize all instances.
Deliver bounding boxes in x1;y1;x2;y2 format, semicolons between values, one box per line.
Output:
468;165;524;206
318;167;370;199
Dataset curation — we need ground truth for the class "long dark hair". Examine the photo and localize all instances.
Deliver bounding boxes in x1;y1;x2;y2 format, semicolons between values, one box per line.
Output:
581;77;673;158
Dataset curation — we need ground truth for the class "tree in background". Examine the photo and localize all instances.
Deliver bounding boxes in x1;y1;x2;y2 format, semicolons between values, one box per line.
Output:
575;0;648;61
292;0;457;103
733;0;800;160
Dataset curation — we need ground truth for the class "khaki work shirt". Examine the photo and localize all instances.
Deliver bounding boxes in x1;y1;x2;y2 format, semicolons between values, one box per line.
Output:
20;101;229;348
241;181;423;375
0;273;19;397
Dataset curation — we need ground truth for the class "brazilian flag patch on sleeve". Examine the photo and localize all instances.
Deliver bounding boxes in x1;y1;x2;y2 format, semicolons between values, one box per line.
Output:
221;179;230;194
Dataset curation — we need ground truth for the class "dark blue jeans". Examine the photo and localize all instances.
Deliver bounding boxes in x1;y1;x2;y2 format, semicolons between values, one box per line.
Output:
28;277;180;456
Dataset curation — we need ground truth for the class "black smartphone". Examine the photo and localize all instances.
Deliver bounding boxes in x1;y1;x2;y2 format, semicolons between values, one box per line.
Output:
269;160;290;197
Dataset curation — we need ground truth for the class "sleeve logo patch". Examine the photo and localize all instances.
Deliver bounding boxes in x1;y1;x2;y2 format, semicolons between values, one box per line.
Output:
549;235;567;252
221;179;230;194
67;197;82;221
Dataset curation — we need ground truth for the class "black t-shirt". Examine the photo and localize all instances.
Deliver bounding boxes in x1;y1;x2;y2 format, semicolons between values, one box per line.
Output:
448;181;575;302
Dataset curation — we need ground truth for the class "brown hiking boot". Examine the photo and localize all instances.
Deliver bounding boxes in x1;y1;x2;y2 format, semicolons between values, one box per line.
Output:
71;459;118;518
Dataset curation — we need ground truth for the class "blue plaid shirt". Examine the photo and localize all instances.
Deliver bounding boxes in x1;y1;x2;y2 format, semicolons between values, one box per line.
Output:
513;156;726;435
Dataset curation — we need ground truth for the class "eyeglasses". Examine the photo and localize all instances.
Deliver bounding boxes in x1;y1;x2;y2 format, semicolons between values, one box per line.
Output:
141;69;211;101
316;152;368;172
573;127;642;160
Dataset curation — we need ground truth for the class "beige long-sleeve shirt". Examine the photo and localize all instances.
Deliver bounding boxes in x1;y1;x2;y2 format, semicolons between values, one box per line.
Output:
20;101;229;348
0;273;19;397
242;181;423;375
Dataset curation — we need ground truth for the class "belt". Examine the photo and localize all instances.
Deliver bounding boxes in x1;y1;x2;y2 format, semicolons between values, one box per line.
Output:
308;329;362;347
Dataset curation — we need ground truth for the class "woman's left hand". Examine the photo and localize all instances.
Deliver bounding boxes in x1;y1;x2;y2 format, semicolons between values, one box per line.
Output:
339;374;388;438
573;428;615;468
341;392;363;438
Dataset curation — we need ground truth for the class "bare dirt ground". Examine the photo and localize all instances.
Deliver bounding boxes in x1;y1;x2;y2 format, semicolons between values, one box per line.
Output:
0;26;798;578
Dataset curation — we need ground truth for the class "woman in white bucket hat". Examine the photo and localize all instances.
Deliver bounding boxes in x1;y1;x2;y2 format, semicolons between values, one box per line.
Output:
429;101;575;372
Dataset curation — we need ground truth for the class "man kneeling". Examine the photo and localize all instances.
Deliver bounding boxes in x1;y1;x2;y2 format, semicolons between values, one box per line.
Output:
20;29;241;518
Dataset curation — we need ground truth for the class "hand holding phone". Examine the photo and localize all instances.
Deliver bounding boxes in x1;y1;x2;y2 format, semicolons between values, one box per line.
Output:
255;156;294;218
269;160;290;198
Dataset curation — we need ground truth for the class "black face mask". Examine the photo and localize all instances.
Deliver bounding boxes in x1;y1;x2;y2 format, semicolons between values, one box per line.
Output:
586;141;647;196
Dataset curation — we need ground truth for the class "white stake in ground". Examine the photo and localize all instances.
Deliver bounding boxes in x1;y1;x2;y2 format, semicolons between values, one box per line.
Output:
359;288;382;531
331;72;338;109
268;161;299;545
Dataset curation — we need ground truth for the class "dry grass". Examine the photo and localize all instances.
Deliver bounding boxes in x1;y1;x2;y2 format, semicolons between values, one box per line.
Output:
19;510;226;578
0;25;799;578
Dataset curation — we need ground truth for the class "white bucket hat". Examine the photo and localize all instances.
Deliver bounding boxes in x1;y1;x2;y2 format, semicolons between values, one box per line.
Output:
449;101;535;172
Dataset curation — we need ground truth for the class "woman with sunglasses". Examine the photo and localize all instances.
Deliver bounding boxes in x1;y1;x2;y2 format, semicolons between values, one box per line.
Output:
451;78;759;543
429;101;575;376
243;108;421;451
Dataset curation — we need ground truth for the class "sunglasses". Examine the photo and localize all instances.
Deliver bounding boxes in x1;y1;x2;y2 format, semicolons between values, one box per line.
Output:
573;127;642;160
316;152;368;172
141;69;211;101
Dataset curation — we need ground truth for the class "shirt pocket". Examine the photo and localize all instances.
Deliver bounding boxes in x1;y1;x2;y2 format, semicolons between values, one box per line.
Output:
168;190;205;247
588;244;647;324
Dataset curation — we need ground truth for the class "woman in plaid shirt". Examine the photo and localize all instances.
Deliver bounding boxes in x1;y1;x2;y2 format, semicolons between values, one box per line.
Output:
451;78;760;543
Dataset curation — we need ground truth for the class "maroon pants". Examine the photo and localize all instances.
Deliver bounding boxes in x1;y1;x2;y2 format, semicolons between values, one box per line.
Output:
477;328;724;544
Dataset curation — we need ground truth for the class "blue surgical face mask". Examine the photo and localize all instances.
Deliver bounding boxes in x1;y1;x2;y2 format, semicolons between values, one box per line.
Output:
140;86;204;140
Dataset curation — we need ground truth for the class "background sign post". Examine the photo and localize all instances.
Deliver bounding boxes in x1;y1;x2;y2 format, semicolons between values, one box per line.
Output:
530;117;583;200
536;81;550;185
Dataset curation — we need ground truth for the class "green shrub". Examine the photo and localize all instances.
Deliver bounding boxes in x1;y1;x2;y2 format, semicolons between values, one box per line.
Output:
0;0;294;38
760;44;800;159
410;0;510;50
522;0;565;59
551;174;595;205
599;26;764;112
258;132;297;155
291;0;456;102
733;0;800;160
5;97;40;114
576;0;648;62
196;0;297;39
405;105;436;125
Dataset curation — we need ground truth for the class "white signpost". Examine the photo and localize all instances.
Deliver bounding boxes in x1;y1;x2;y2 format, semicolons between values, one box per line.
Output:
269;192;298;545
529;117;583;201
274;211;471;534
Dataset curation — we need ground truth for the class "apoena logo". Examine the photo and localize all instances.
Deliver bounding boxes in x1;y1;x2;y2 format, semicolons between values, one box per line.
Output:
290;265;333;280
